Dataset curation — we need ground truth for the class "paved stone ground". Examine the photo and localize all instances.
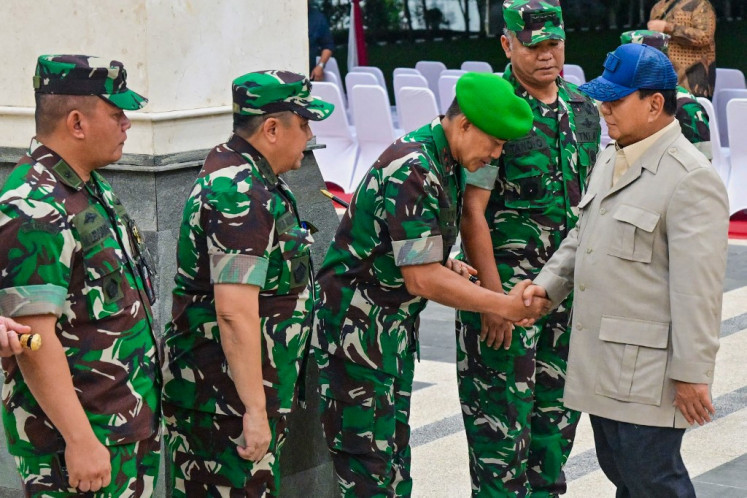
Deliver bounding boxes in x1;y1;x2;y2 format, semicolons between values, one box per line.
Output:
410;240;747;497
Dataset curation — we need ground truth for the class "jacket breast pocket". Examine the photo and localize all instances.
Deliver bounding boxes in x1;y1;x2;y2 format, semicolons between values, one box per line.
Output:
594;316;670;406
607;204;660;263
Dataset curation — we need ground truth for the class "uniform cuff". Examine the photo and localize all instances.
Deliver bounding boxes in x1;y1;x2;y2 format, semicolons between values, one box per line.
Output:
668;359;716;384
0;284;66;317
210;253;268;286
392;236;444;266
465;164;498;190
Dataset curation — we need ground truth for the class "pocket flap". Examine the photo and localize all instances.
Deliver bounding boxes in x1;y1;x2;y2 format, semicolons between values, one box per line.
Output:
599;315;670;349
577;191;596;209
613;205;660;232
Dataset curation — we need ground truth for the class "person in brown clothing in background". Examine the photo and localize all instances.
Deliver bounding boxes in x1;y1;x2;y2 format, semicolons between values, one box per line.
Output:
648;0;717;98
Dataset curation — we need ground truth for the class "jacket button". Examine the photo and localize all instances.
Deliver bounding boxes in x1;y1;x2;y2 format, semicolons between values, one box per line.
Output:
579;284;586;291
600;208;607;215
586;248;593;254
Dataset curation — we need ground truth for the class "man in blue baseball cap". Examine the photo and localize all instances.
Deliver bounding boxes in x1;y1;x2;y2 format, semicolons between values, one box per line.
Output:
523;43;729;497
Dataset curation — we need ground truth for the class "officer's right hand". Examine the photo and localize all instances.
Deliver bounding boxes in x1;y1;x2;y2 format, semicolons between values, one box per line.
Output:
480;312;513;350
0;316;30;357
238;408;272;463
65;435;111;492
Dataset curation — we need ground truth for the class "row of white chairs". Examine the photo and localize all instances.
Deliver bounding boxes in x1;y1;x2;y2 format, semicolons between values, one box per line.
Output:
698;96;747;216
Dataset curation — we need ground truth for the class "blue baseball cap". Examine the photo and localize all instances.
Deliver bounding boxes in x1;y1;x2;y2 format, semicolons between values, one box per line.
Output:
579;44;677;102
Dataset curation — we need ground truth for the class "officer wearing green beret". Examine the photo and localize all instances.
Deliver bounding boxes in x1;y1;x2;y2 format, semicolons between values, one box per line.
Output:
456;1;602;496
314;72;550;497
160;70;333;496
620;30;712;160
0;55;159;496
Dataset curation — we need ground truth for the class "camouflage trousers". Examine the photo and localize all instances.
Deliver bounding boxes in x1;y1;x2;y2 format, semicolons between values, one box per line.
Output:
455;307;580;497
316;348;415;497
163;403;287;498
13;430;161;497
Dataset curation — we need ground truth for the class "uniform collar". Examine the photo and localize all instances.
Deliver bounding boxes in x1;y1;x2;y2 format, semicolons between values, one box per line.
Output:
430;117;459;176
226;133;279;185
503;64;587;106
28;138;86;190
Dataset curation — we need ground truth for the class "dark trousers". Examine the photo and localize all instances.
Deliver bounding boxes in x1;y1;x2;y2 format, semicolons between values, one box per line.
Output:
589;415;695;498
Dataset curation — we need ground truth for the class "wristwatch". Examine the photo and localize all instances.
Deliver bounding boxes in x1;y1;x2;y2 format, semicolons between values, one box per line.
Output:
317;61;326;69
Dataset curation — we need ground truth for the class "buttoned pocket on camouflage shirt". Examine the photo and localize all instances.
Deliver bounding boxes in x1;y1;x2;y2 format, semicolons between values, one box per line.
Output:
277;218;314;293
502;136;553;210
82;248;133;319
73;208;133;319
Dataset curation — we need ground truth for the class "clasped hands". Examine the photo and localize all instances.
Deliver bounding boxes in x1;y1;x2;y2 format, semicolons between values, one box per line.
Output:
446;260;552;350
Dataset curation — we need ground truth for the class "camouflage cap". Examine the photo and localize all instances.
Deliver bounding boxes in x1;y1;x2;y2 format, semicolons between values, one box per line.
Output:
232;70;333;121
34;55;147;110
503;0;565;46
620;30;670;54
456;72;533;140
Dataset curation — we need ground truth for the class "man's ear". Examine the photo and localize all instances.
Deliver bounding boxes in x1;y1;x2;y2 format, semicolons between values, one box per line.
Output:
500;34;513;59
649;93;665;121
262;116;280;143
66;110;86;140
458;114;471;133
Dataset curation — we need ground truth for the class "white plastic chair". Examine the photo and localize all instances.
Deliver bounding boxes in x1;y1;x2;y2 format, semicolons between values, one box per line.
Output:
415;60;447;102
726;98;747;215
713;88;747;147
438;74;460;114
397;86;439;133
564;74;583;86
394;74;429;125
564;64;586;83
351;65;387;89
321;70;346;107
714;67;746;97
345;72;380;123
697;97;729;186
309;82;359;191
394;73;428;96
441;69;467;78
317;56;343;90
393;67;421;78
461;61;493;73
349;85;398;192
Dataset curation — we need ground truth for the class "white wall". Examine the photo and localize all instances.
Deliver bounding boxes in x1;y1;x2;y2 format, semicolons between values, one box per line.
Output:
0;0;308;155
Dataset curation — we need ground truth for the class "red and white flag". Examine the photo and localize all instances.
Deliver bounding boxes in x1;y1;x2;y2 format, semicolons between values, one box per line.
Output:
347;0;368;70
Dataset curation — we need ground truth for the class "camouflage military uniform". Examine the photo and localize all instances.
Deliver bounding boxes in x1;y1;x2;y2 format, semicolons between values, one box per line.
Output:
314;117;464;496
620;30;711;159
161;133;315;496
0;139;161;496
650;0;716;98
456;65;600;497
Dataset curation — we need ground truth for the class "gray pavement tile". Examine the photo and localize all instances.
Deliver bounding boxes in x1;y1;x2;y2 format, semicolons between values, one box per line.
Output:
693;454;747;494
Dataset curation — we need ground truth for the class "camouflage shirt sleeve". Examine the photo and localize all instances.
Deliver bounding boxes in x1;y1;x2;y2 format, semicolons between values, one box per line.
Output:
204;178;274;287
0;183;73;318
465;163;499;190
385;154;445;267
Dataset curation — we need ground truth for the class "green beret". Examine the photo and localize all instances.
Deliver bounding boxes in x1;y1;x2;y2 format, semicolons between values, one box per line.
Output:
456;72;533;140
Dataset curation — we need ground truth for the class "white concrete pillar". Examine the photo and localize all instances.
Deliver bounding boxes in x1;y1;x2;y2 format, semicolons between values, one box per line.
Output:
0;0;308;155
